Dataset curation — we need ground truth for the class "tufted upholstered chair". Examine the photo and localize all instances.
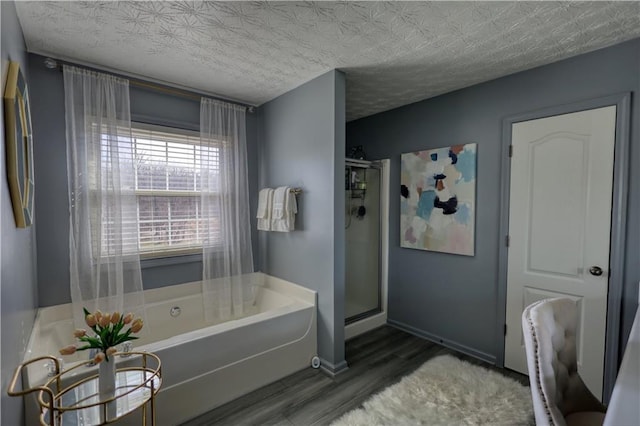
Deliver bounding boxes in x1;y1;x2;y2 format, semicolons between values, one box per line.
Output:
522;298;606;426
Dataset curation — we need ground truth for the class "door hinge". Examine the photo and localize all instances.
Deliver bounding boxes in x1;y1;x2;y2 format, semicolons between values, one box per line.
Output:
505;235;510;247
504;324;507;335
508;145;513;157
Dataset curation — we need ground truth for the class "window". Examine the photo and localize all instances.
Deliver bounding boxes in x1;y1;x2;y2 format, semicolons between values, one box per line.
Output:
99;123;219;258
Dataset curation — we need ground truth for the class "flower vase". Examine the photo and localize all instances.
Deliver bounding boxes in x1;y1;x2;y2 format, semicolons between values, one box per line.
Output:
98;356;116;400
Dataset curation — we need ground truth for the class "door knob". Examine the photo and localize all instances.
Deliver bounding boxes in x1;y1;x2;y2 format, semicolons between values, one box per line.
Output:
589;266;603;276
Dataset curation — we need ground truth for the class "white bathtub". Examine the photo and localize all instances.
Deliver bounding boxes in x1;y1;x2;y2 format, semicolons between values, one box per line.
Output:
23;272;317;425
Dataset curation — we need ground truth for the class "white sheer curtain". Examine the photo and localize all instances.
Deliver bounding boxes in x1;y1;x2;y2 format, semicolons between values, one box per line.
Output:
64;65;145;330
200;98;254;323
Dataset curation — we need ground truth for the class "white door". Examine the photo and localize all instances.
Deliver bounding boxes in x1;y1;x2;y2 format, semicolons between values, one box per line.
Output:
504;105;616;399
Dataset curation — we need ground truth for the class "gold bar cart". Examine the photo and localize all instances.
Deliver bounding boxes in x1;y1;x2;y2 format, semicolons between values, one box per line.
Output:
7;351;161;425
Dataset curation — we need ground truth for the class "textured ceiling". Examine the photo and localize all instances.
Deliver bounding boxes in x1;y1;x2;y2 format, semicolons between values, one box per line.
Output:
15;1;640;121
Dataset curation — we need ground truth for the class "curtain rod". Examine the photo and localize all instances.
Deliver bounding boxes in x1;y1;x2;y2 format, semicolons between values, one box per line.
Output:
43;57;255;113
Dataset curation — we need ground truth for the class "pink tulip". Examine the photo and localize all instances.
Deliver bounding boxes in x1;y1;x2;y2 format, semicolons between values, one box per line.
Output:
94;352;105;364
123;313;134;324
99;313;111;328
130;318;144;333
73;329;86;338
94;310;103;321
59;345;77;355
111;312;121;324
106;347;117;356
85;314;97;327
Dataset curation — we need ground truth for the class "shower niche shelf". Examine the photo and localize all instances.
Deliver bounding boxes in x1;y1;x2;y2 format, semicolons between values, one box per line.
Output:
346;160;369;199
349;188;366;199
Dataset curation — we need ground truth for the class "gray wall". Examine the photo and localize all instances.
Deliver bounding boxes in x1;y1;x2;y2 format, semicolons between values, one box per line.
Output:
28;53;260;307
346;38;640;364
258;70;347;370
1;2;39;424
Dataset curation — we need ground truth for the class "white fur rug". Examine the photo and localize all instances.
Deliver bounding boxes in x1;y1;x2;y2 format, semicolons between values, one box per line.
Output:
332;355;533;426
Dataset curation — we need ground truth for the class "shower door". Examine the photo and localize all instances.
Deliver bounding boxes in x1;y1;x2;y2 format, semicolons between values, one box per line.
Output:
345;163;381;324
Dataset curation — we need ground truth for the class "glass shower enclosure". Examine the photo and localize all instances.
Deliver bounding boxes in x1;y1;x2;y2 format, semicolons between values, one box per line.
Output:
345;159;381;324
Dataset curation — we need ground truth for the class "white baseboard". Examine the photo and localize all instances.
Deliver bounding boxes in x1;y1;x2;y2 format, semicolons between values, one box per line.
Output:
345;312;387;340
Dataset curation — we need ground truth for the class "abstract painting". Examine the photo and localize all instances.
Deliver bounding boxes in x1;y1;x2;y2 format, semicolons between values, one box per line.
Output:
401;144;476;256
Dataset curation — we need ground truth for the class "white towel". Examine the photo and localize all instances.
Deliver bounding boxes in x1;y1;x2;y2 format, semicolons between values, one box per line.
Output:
271;186;297;232
271;186;287;219
285;189;298;218
257;188;274;231
257;188;271;219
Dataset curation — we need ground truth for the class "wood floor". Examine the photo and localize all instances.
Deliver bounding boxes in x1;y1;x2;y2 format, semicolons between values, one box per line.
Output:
181;325;529;426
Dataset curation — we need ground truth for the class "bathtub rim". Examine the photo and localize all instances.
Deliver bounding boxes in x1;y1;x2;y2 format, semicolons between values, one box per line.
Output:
23;272;317;384
31;272;315;325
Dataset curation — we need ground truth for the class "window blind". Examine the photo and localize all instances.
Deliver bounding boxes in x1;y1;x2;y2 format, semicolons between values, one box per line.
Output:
97;123;220;258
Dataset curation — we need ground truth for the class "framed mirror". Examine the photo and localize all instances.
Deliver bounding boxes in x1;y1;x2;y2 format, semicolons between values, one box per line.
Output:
3;61;35;228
